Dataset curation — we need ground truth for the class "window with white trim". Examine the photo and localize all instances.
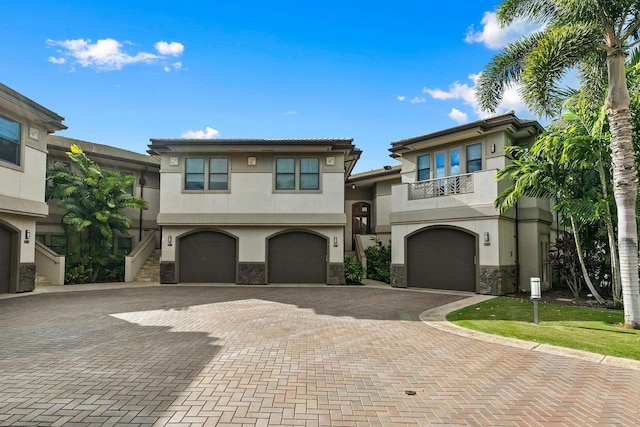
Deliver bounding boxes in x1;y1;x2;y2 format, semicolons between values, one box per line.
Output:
417;154;430;181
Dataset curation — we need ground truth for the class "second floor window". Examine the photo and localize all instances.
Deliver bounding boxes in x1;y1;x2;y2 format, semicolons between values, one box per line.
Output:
417;154;430;181
466;143;482;172
0;115;21;166
185;157;229;191
276;157;320;191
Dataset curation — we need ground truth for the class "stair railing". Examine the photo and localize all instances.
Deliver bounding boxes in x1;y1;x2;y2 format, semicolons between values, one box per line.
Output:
124;230;158;282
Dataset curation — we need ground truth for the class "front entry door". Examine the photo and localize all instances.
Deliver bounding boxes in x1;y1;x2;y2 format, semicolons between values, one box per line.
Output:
352;202;371;249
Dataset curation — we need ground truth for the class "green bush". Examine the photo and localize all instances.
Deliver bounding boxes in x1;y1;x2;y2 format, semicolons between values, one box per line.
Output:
65;258;91;284
364;239;391;283
344;255;365;284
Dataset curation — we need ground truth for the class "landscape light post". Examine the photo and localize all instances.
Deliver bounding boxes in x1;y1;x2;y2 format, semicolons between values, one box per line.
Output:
530;277;541;325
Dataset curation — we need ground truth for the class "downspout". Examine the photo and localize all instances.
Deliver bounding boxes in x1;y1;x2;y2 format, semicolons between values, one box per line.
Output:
515;200;520;291
138;167;147;242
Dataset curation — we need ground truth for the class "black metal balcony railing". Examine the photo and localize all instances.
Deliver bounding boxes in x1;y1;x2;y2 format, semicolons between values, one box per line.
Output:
408;173;474;200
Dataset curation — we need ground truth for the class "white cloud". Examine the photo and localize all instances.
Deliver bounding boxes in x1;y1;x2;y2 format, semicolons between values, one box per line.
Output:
424;73;529;122
46;38;159;71
46;38;185;71
48;56;66;64
465;11;543;49
155;41;184;56
163;62;183;72
397;96;406;102
410;96;426;104
283;111;298;116
449;108;468;124
181;126;220;139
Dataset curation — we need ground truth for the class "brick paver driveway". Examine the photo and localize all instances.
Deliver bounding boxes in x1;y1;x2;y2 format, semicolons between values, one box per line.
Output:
1;285;639;426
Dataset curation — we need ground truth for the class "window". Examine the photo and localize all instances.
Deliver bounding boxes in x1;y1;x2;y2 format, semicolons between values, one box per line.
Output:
300;158;319;190
123;173;135;195
276;158;296;190
185;158;205;190
116;237;133;255
466;143;482;172
275;157;320;191
417;154;430;181
0;115;21;165
185;157;229;191
209;158;228;190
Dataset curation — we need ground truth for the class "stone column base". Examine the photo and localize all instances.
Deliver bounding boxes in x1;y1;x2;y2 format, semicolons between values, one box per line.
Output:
160;261;177;284
328;263;346;285
390;264;406;288
238;263;266;284
479;265;517;295
17;263;36;293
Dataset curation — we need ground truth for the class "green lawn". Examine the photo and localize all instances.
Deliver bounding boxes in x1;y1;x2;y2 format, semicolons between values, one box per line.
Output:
446;297;640;360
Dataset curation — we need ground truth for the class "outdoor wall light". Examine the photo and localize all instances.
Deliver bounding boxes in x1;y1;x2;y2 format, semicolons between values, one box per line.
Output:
168;235;173;246
351;184;356;189
25;229;30;242
483;232;489;242
333;236;338;247
491;143;496;153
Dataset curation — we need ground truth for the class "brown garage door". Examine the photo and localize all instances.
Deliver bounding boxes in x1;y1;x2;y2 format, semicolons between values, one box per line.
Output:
0;226;12;293
178;231;236;283
268;231;327;283
407;227;476;292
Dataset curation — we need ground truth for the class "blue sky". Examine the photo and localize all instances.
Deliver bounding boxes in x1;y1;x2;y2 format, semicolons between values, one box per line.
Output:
3;1;542;173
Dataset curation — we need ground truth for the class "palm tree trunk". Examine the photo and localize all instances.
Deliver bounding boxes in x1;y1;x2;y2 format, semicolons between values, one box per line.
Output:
570;215;605;304
596;150;622;300
606;51;640;328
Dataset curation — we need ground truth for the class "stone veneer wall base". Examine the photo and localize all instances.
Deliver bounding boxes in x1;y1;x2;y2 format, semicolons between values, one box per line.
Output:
160;261;177;284
328;263;346;285
17;263;36;293
390;264;406;288
238;263;266;285
479;265;517;295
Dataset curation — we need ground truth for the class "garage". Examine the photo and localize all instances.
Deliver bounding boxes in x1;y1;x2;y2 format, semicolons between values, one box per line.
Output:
178;231;237;283
406;227;476;292
0;225;12;293
268;231;327;283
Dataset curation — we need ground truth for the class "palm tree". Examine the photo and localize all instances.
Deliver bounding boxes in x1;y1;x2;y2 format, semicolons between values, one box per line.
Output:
47;144;148;282
476;0;640;328
496;132;606;303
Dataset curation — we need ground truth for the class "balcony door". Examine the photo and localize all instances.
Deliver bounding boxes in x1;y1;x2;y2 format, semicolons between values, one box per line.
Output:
435;148;461;194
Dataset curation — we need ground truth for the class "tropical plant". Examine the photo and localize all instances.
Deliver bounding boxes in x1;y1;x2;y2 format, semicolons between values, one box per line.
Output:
344;255;365;284
495;133;606;303
364;239;391;283
47;144;147;283
476;0;640;328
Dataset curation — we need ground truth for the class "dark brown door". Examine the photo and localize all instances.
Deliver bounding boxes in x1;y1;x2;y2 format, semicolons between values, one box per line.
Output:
268;231;327;283
407;228;476;292
352;202;371;248
0;226;12;293
179;231;236;283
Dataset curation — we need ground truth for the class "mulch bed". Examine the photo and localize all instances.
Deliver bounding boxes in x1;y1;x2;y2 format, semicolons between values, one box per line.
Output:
506;288;622;310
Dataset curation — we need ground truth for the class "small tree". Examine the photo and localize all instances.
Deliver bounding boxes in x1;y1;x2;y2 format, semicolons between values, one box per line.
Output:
47;144;147;282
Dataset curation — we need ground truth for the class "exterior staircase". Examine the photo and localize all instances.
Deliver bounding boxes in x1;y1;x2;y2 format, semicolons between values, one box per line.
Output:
35;274;52;287
133;249;161;282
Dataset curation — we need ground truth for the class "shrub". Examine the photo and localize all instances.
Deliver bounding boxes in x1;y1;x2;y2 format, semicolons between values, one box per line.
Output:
364;239;391;283
344;255;365;284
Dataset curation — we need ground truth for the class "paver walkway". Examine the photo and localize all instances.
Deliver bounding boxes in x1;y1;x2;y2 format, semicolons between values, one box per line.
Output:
1;284;639;426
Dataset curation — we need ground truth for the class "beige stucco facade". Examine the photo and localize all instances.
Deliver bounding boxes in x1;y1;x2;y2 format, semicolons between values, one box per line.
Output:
387;113;551;295
149;138;360;285
0;83;65;293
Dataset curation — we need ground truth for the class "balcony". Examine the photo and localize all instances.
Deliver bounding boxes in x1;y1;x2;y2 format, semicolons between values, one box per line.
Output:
408;173;474;200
